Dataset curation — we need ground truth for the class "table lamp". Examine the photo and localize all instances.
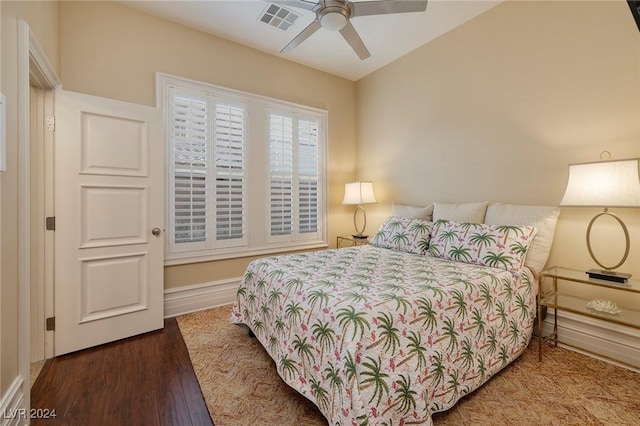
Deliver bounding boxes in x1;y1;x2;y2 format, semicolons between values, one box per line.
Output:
342;181;377;238
559;158;640;283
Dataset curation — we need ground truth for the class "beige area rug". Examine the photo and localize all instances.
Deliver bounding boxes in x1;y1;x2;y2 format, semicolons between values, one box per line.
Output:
177;305;640;426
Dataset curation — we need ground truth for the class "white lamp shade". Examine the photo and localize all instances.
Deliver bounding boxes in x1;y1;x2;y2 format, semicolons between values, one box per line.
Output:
343;181;378;205
559;158;640;208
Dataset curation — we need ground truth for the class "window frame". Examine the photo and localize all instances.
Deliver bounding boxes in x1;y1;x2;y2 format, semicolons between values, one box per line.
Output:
158;73;328;266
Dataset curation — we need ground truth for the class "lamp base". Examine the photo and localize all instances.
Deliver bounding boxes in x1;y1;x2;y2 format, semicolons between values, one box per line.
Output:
586;269;631;284
352;234;368;239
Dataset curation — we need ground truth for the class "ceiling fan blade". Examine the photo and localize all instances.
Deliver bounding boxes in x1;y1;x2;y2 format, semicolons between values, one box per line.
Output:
339;21;371;60
281;19;322;54
275;0;318;12
352;0;428;17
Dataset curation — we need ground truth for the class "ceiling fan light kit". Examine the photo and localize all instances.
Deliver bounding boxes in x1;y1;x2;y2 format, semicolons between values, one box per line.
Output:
279;0;428;60
320;10;349;31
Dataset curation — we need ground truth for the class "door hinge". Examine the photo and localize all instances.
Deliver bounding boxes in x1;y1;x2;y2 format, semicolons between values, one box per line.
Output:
46;317;55;331
45;216;55;231
46;116;55;131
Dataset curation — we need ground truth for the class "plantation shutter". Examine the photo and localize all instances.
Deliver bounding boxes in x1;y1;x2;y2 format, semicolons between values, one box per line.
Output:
170;90;209;250
298;118;319;234
169;88;247;253
163;74;326;263
214;101;246;245
269;113;294;236
268;111;321;241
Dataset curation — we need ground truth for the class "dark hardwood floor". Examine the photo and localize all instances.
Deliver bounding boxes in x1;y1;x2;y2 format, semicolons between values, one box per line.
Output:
31;318;213;426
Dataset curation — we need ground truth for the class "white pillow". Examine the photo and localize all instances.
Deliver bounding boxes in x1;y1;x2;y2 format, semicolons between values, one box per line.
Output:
432;201;488;223
484;202;560;274
391;202;434;221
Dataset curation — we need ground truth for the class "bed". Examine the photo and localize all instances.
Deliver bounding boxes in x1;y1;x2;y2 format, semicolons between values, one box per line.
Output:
231;203;559;425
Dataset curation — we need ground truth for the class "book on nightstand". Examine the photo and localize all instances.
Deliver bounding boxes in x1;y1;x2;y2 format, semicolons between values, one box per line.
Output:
586;269;631;284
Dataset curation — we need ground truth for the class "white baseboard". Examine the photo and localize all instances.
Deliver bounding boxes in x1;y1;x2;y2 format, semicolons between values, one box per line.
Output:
542;310;640;371
164;277;241;318
0;377;25;426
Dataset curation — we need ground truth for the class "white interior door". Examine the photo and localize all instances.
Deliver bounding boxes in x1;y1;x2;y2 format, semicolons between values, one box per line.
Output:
54;90;164;355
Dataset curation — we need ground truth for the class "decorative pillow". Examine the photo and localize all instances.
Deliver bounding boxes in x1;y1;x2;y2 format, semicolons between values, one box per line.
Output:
432;201;488;223
484;203;560;274
370;216;433;255
391;202;434;221
428;220;538;274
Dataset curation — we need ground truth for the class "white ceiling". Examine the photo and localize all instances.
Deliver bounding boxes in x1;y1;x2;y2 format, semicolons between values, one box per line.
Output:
121;0;501;81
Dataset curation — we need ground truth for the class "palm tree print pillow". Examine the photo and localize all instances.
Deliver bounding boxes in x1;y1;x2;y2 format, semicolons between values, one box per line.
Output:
427;220;538;274
369;216;432;255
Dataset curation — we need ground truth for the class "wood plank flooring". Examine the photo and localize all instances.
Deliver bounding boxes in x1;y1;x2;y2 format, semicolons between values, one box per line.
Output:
31;318;213;426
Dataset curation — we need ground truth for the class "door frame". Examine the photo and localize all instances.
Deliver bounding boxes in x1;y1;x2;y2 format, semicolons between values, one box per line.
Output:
30;87;56;362
16;19;61;415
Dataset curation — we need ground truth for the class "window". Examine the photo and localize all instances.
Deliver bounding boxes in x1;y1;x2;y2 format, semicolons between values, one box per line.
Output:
268;111;320;242
169;88;247;254
160;74;327;264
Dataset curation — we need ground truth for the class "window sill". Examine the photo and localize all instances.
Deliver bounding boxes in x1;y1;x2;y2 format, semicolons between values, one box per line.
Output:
164;241;329;266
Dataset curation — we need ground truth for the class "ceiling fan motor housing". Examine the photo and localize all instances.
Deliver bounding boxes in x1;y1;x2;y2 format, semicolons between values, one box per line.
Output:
317;0;352;31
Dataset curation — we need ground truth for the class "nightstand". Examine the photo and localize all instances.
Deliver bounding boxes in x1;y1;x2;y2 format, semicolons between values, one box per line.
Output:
537;266;640;368
336;235;369;248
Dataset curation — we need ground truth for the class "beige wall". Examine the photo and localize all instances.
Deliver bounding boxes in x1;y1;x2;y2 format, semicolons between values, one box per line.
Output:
356;1;640;302
1;0;59;398
59;0;357;289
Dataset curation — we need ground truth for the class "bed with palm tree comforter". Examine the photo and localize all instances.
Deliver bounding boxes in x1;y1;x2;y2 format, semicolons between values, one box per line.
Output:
231;218;540;426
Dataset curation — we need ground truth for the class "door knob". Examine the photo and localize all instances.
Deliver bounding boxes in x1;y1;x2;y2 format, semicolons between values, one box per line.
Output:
152;227;162;236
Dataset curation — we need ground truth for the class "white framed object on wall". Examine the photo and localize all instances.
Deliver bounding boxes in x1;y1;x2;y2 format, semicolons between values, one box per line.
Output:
0;93;6;171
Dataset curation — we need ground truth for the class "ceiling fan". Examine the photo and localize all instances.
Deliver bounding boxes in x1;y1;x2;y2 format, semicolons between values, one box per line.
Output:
278;0;428;60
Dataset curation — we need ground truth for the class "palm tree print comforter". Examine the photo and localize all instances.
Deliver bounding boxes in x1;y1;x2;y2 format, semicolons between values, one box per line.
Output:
231;245;537;425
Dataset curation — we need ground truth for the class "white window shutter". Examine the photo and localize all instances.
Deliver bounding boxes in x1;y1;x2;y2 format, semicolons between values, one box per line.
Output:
297;118;319;234
269;113;294;237
171;90;209;250
214;101;246;245
268;111;321;241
